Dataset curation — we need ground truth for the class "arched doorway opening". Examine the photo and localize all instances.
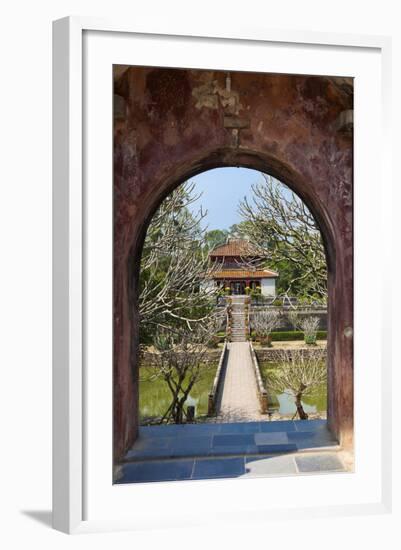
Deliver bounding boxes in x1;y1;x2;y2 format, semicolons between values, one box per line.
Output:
137;166;330;428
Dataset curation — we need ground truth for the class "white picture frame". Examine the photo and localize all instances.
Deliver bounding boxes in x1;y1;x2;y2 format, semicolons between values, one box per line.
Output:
52;16;392;534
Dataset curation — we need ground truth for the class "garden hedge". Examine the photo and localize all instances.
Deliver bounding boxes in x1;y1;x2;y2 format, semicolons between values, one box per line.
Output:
250;330;327;341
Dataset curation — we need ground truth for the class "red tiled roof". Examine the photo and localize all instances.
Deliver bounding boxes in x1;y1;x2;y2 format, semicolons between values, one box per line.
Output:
207;269;278;279
210;239;261;257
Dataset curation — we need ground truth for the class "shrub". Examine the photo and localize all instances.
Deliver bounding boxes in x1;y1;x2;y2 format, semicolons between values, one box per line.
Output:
251;309;280;340
270;330;327;342
300;316;320;345
304;334;317;345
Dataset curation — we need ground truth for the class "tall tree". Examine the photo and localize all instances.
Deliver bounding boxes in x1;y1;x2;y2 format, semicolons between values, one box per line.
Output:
228;222;251;239
139;182;216;342
204;229;229;251
149;314;223;424
239;174;327;302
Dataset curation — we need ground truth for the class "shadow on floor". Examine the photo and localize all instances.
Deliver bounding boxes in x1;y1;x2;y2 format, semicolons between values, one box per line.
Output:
21;510;52;528
116;451;346;484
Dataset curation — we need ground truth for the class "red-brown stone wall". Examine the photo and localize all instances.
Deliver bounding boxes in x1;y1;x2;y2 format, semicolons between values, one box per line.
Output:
113;66;353;460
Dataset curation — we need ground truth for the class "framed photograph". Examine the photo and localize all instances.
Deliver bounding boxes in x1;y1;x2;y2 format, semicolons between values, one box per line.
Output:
53;17;392;534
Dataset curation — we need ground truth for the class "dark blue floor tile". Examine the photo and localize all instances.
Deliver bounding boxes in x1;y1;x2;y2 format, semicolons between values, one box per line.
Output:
220;422;262;434
125;436;172;460
213;434;255;446
294;420;327;432
125;448;174;460
256;443;297;454
131;436;172;450
287;430;314;440
208;444;260;456
192;457;245;479
288;430;337;449
117;459;194;483
175;424;222;436
170;436;212;457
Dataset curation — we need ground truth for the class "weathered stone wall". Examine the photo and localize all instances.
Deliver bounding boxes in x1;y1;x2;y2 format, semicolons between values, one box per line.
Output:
113;66;353;459
140;350;222;367
251;308;328;331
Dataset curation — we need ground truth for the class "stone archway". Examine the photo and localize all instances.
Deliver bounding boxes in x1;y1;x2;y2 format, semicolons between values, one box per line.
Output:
113;67;353;460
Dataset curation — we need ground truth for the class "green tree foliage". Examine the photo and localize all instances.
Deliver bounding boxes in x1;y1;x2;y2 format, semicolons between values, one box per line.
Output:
203;229;228;251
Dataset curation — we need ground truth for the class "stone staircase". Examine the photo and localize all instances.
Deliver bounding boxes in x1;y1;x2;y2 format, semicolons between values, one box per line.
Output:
229;297;249;342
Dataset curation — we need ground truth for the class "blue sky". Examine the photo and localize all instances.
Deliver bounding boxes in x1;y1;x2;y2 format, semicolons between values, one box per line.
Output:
189;167;265;231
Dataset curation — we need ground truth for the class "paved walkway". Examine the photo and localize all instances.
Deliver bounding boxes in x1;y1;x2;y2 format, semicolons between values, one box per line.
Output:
215;342;263;422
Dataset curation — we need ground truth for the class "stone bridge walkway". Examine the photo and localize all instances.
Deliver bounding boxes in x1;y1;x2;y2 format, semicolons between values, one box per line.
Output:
215;342;264;422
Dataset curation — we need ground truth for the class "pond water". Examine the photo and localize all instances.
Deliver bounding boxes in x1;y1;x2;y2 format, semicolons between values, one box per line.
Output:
139;364;217;424
259;362;327;415
139;361;327;425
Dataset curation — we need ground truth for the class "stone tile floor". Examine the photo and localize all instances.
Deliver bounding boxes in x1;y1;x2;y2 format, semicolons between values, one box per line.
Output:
124;419;337;461
116;420;346;484
116;452;345;484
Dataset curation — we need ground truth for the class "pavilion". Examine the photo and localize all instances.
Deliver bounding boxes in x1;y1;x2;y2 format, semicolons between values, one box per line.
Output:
202;238;278;296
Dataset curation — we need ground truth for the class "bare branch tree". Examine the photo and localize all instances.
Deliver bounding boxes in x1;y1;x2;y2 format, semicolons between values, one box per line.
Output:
288;309;300;330
150;312;225;424
239;174;327;302
139;182;219;335
299;316;320;345
268;349;327;419
251;309;280;346
287;311;320;345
